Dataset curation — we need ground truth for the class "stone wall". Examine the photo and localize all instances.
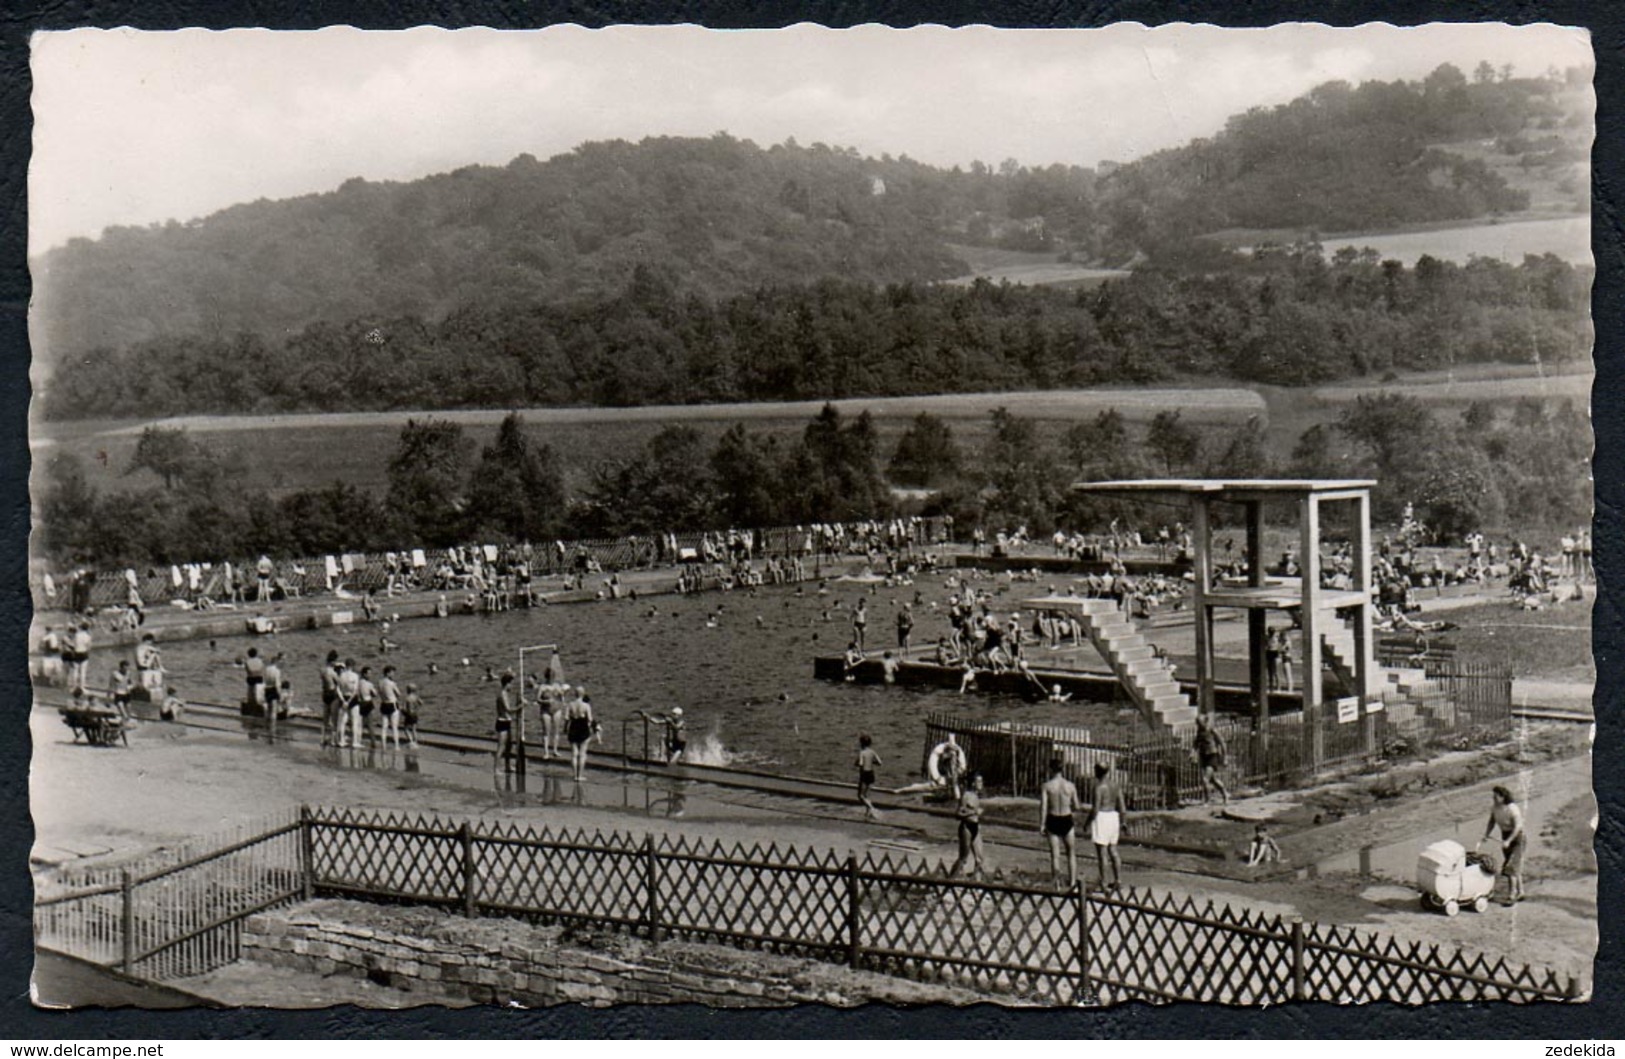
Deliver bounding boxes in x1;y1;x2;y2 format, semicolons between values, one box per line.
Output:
241;899;982;1008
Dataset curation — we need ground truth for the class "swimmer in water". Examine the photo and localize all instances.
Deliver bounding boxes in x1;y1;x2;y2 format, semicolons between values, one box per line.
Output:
428;662;439;676
1049;684;1072;703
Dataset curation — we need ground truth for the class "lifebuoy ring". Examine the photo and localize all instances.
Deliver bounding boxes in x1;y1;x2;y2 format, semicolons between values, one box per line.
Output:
927;740;968;785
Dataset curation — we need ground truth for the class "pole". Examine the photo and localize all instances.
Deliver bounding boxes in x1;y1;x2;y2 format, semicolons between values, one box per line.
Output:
516;651;527;776
299;805;315;901
459;822;477;918
644;834;662;942
120;869;135;973
1074;882;1093;1006
1290;916;1306;1002
846;854;862;970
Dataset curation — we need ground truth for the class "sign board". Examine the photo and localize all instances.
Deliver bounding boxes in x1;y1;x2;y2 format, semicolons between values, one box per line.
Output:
1336;696;1360;724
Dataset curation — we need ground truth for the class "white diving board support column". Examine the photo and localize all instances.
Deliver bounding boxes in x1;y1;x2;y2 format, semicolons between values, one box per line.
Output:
1299;493;1324;770
1192;494;1215;720
1353;489;1376;755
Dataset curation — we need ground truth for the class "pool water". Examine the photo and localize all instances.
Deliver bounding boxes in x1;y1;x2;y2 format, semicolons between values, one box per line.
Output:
138;573;1144;784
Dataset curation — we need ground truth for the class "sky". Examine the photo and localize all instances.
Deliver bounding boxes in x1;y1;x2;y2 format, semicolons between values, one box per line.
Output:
29;22;1592;254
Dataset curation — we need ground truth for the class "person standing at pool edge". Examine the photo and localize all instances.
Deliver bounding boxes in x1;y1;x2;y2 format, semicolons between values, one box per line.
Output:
855;733;882;821
335;659;360;749
1085;762;1126;893
1040;755;1080;888
565;690;594;781
494;672;517;771
319;651;341;747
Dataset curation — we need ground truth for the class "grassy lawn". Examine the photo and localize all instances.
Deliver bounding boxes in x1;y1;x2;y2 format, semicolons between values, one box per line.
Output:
1425;596;1593;682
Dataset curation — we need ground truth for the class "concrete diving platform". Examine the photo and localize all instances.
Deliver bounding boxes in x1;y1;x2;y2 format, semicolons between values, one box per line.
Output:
812;655;1300;716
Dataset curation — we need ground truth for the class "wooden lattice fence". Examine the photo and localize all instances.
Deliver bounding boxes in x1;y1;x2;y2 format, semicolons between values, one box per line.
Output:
36;805;1581;1003
298;806;1576;1005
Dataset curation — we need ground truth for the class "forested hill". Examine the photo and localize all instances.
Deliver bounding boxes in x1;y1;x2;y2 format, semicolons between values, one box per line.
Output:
33;63;1587;365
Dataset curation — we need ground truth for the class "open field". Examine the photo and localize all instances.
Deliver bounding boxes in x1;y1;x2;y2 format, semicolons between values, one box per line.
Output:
31;387;1264;498
30;364;1592;501
1205;213;1589;266
1310;366;1592;405
1422;597;1594;684
1318;214;1590;267
944;243;1131;287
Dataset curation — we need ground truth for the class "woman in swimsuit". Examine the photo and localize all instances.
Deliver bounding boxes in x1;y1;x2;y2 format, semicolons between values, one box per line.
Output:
565;690;594;781
950;773;986;878
540;654;567;760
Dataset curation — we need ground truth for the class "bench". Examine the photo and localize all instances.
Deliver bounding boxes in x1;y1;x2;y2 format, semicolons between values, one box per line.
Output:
59;707;130;747
1377;637;1457;667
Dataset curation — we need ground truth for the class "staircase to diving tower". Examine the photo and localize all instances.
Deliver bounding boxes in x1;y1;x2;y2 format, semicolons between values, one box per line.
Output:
1074;598;1198;731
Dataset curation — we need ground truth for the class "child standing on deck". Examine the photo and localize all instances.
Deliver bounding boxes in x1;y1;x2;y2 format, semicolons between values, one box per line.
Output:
402;684;423;749
855;733;882;821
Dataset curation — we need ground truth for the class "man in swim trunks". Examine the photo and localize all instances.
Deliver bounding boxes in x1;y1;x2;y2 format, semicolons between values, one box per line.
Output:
855;733;882;821
895;603;914;657
355;666;379;746
335;659;360;748
244;647;267;709
666;706;687;764
494;672;517;771
319;650;341;747
263;653;284;720
109;660;133;717
1193;715;1230;806
378;664;402;749
402;683;422;749
1085;761;1126;892
1039;755;1080;888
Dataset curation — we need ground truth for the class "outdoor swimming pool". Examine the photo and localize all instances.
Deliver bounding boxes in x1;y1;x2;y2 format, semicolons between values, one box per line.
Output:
143;572;1145;784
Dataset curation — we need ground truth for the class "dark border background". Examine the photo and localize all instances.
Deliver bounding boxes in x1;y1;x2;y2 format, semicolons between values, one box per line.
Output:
0;0;1616;1039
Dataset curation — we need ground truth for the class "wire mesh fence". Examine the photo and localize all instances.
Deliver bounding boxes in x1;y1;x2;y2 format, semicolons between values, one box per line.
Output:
928;655;1514;809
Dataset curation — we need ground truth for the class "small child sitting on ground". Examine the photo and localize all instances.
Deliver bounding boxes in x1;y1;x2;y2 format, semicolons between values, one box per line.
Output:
1246;823;1282;867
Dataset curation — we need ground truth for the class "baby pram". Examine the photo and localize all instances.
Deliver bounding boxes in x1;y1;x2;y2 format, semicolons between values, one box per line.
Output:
1417;839;1497;916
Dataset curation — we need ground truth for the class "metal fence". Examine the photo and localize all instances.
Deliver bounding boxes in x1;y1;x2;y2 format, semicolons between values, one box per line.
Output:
37;805;1572;1002
929;658;1514;808
34;809;306;979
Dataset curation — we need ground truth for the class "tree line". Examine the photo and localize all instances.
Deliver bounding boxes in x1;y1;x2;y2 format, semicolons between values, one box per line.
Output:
36;393;1589;568
33;64;1582;363
43;248;1591;420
